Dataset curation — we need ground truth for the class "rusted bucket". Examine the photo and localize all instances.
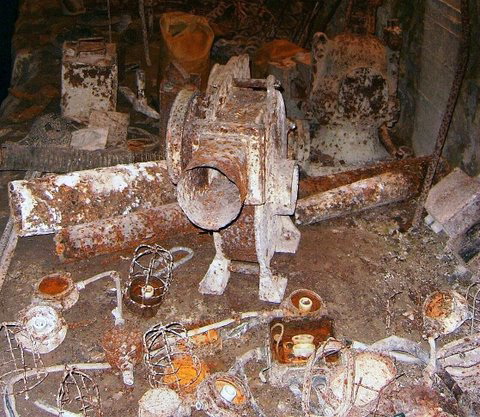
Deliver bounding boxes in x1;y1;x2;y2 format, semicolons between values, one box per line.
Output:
160;12;214;88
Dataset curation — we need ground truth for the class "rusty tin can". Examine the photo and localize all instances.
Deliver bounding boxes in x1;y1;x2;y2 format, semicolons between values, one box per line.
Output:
61;38;118;122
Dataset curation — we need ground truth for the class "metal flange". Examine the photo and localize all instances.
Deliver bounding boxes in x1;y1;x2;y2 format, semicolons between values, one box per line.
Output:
166;89;200;184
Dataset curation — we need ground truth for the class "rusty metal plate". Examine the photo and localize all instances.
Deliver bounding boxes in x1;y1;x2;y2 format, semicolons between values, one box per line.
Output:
219;206;257;262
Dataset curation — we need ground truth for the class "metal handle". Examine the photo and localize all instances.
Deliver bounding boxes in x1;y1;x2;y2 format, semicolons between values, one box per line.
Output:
76;38;107;57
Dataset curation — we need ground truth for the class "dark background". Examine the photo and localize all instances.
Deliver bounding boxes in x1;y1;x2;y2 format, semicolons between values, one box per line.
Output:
0;0;19;105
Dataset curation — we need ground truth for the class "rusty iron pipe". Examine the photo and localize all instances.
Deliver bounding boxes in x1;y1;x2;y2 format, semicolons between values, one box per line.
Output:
295;170;421;225
177;142;248;231
9;161;177;236
298;156;449;199
54;203;197;261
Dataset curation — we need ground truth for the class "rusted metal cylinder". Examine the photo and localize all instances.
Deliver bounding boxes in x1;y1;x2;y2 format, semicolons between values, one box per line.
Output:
176;142;248;231
54;203;196;261
159;12;214;89
295;171;420;225
9;161;177;236
298;156;446;198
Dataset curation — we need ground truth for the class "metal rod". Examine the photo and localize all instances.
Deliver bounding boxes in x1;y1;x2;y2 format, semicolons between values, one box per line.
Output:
34;401;82;417
139;0;151;66
76;271;124;326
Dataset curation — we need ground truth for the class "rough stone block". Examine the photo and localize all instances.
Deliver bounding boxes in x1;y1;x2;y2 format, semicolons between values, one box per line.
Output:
425;168;480;238
70;127;108;150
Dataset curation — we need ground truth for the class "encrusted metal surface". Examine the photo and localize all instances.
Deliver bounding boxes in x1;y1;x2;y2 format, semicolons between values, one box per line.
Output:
219;206;257;263
298;156;447;198
9;161;177;236
54;203;196;261
159;61;201;159
102;326;143;385
267;317;335;387
61;38;118;123
196;372;250;417
306;15;401;166
32;272;79;311
423;290;470;338
16;304;68;354
167;89;199;184
295;171;421;226
166;54;300;303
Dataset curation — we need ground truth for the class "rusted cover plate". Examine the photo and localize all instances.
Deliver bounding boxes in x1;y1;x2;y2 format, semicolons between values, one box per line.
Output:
9;161;177;236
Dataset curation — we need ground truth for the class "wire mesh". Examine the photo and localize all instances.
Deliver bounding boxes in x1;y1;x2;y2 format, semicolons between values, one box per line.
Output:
57;367;102;417
0;322;46;396
143;322;202;391
466;281;480;334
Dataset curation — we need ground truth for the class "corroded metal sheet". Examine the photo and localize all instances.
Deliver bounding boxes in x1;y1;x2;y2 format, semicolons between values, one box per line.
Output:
9;161;176;236
219;206;257;262
54;203;196;261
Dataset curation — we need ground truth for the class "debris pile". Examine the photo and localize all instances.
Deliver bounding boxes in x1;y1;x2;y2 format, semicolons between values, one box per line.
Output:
0;1;477;416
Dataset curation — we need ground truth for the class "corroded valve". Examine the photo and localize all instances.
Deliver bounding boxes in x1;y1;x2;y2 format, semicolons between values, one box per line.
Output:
166;55;300;303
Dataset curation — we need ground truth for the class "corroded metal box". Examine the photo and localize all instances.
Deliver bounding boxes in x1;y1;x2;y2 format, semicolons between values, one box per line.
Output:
61;38;118;122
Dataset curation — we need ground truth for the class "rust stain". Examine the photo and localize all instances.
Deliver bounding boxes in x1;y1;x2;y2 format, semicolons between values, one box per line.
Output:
38;274;69;296
425;292;453;319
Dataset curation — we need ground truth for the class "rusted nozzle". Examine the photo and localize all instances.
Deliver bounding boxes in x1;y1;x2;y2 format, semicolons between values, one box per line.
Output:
177;166;244;230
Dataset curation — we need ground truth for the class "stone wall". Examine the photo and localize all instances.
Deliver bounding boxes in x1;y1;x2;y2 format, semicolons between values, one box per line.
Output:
411;0;480;175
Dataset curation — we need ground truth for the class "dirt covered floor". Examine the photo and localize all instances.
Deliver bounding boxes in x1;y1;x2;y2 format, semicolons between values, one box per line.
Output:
1;170;473;417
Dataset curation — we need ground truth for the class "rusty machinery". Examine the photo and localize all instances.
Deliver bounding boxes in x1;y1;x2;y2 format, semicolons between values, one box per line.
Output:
166;55;300;303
